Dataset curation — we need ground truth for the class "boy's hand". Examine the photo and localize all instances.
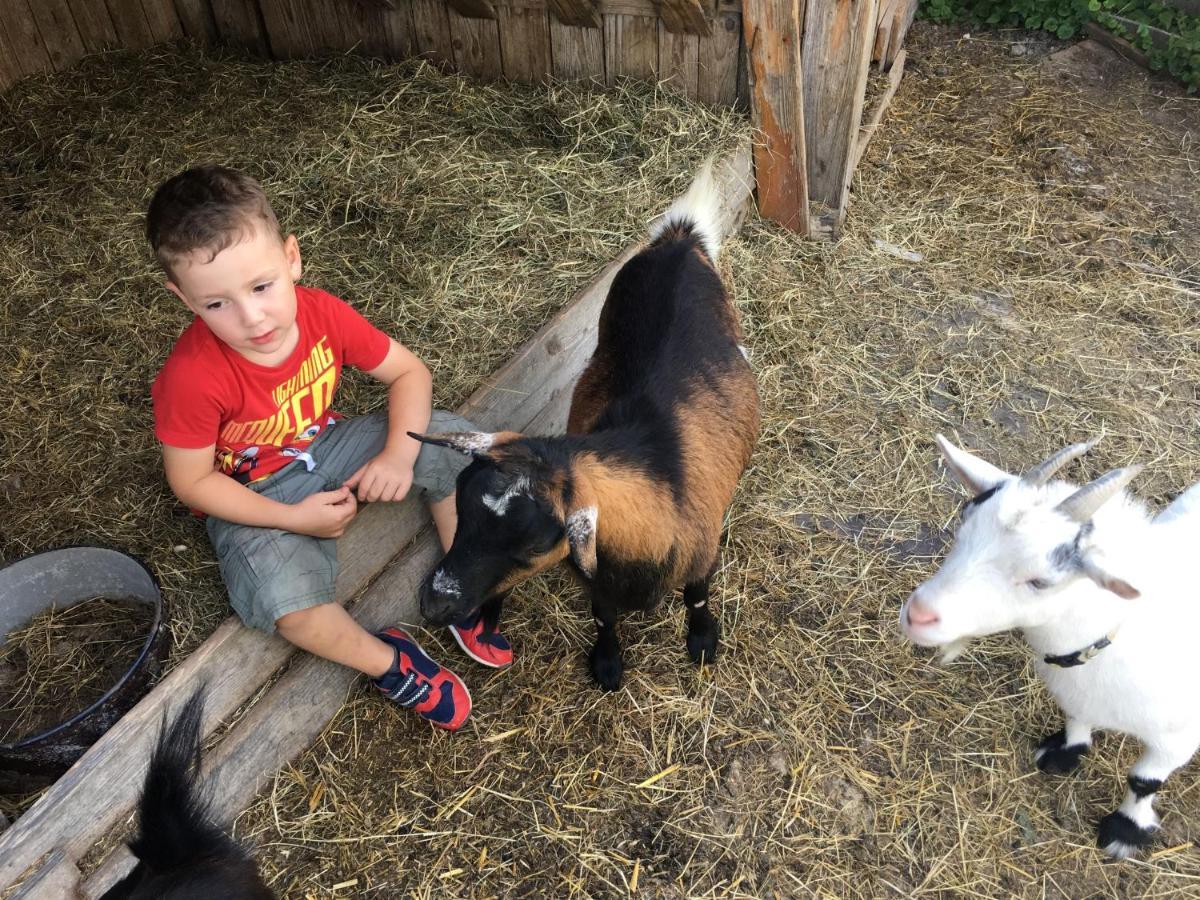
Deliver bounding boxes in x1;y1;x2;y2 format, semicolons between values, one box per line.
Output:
344;451;414;503
287;487;358;538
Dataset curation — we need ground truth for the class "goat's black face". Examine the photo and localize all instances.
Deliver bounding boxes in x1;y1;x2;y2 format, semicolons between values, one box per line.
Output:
420;459;567;625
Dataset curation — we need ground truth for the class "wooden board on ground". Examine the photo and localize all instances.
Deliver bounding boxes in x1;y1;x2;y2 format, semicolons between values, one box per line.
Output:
0;140;754;899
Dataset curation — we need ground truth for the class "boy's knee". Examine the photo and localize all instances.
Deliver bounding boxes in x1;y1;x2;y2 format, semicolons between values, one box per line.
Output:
275;603;328;636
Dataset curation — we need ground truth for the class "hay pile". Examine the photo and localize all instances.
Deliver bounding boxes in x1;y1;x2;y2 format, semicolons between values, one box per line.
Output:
0;45;743;823
224;26;1196;898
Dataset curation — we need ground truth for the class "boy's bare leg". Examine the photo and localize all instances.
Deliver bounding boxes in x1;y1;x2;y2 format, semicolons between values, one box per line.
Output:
429;493;457;552
276;603;394;677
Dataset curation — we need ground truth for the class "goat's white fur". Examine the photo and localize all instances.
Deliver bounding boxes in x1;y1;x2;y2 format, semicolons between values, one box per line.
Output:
901;435;1200;857
649;156;722;261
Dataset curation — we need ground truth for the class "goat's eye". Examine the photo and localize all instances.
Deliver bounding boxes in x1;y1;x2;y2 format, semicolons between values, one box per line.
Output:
1027;577;1051;590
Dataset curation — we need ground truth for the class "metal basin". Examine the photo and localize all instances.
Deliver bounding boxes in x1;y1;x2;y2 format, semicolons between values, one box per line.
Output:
0;547;168;788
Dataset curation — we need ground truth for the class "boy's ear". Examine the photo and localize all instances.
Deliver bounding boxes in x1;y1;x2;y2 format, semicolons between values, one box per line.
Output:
284;234;302;281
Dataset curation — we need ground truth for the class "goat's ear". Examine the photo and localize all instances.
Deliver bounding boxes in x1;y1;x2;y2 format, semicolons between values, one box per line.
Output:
408;430;525;463
935;434;1012;495
1079;555;1140;600
562;476;598;579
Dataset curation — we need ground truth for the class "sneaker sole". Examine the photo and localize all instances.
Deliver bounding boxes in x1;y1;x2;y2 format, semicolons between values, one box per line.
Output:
449;624;512;669
380;629;473;730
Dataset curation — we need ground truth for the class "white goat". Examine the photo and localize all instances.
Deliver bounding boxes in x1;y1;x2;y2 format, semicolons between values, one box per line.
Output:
899;435;1200;858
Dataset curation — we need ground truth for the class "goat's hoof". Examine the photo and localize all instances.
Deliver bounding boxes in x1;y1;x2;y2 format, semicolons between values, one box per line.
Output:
1034;729;1088;775
686;620;720;665
1098;811;1157;859
589;645;623;692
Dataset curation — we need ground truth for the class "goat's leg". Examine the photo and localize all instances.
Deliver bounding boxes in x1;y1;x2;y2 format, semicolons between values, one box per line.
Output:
1098;739;1196;858
682;575;720;664
1034;717;1092;775
588;592;623;692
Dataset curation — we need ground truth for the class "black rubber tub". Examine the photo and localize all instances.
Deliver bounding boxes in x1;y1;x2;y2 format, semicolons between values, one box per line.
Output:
0;547;168;790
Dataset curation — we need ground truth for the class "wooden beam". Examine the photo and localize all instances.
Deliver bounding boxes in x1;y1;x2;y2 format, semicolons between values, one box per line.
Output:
801;0;878;231
658;0;710;36
1;142;753;896
9;851;81;900
445;0;499;19
741;0;808;234
545;0;601;29
850;46;904;173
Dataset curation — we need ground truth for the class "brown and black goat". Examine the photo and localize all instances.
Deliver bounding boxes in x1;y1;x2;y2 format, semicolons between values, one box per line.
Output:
412;160;760;690
100;686;273;899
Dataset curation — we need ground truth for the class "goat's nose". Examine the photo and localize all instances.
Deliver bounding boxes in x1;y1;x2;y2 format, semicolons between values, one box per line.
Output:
905;594;940;627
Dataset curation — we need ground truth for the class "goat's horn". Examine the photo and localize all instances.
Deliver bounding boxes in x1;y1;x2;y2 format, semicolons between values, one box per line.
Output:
1022;440;1096;487
1055;465;1143;523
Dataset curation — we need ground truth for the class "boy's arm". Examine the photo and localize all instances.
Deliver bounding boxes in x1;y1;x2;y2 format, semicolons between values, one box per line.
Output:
163;445;357;538
343;338;433;503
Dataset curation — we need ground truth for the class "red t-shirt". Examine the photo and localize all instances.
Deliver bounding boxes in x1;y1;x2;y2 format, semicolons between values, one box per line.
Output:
152;285;390;484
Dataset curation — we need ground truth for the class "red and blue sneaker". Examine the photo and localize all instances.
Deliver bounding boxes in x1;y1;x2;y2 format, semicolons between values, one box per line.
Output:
373;627;471;731
448;611;513;669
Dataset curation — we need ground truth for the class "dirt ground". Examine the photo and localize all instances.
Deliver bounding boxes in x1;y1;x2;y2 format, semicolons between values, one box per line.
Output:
227;24;1200;899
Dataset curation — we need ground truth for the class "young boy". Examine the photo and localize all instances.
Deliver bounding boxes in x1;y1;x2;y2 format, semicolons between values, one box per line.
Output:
147;165;512;731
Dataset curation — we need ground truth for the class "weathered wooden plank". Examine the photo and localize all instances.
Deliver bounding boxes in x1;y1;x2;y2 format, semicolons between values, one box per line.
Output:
210;0;272;55
741;0;807;233
801;0;878;225
550;18;604;80
0;0;53;78
449;8;504;78
603;13;657;85
872;0;895;67
446;0;498;19
104;0;158;49
170;0;219;42
545;0;600;29
885;0;915;66
289;0;349;53
495;0;739;17
257;0;314;56
9;851;81;900
696;6;739;106
64;0;119;53
851;46;904;173
1083;21;1152;71
26;0;87;72
410;0;457;66
658;0;709;35
498;4;552;81
658;20;698;96
379;0;417;56
139;0;185;44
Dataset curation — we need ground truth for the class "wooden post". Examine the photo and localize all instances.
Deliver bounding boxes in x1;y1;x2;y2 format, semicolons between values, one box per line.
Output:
741;0;809;234
802;0;879;234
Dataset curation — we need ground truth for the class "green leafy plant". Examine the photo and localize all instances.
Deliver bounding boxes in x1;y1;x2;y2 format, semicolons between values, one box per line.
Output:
919;0;1200;92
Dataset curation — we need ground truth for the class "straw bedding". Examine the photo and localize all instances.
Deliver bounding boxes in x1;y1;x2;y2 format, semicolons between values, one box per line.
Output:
3;20;1200;898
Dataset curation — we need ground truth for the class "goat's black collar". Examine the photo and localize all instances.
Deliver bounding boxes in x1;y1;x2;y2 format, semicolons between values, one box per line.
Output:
1043;631;1116;668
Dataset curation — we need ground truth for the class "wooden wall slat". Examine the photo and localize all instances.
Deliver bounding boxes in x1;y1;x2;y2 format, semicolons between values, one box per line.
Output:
801;0;878;218
139;0;185;43
104;0;158;49
257;0;313;56
27;0;87;71
409;0;456;66
172;0;220;42
545;0;599;28
658;21;697;96
549;17;603;81
449;8;504;78
696;3;739;106
69;0;121;52
0;8;28;91
1;0;54;77
603;13;656;86
306;0;358;52
497;5;551;80
379;1;417;57
210;0;271;54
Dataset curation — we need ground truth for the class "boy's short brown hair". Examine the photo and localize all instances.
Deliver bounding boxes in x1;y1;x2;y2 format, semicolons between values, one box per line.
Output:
146;165;282;277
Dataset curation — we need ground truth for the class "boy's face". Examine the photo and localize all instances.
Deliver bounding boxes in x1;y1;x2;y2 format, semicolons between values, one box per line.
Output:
166;224;303;365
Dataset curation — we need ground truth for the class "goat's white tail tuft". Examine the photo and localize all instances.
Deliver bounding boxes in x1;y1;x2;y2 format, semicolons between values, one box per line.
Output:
649;155;722;261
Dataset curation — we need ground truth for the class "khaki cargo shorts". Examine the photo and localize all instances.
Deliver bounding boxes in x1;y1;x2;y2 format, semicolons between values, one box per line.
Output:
206;409;475;633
